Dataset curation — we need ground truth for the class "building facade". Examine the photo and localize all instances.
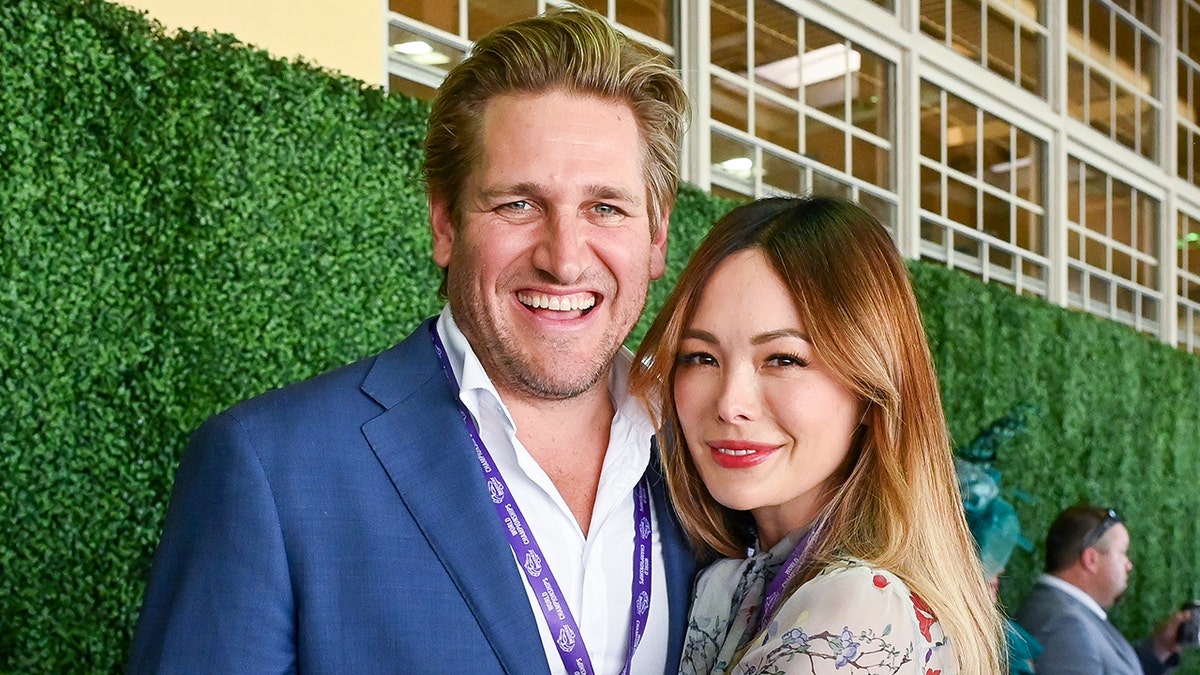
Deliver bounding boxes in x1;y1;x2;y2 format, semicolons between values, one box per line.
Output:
125;0;1200;354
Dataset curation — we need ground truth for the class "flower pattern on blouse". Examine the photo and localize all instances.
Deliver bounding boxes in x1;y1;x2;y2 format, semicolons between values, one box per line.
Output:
680;532;956;675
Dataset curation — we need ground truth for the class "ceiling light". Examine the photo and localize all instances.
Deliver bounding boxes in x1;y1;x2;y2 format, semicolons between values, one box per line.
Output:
989;156;1034;173
409;51;451;66
719;157;753;173
393;40;433;55
756;43;861;90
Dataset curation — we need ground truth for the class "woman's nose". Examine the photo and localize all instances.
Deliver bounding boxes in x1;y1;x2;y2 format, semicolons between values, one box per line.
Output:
714;367;759;423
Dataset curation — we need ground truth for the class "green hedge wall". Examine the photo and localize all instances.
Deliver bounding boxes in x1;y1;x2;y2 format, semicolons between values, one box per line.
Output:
914;263;1200;645
2;0;1198;671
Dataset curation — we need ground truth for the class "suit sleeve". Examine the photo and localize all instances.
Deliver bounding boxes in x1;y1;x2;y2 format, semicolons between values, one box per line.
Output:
1135;638;1180;675
1028;611;1104;675
127;412;296;674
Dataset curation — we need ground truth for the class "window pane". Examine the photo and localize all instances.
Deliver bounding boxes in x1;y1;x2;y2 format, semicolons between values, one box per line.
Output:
712;75;749;132
756;94;799;150
468;1;537;41
393;0;458;33
712;0;748;73
616;0;673;43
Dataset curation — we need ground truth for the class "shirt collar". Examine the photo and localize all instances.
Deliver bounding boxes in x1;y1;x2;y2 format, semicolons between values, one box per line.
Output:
436;306;515;435
1039;573;1108;620
434;306;654;469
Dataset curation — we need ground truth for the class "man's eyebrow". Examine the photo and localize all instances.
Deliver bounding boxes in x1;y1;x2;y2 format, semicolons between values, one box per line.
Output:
478;182;543;200
585;184;640;204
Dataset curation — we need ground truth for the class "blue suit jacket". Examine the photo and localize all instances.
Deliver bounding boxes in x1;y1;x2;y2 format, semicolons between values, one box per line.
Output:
1015;580;1173;675
129;318;697;673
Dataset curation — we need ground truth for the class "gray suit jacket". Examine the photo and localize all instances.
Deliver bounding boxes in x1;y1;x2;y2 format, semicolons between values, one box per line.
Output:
1016;580;1174;675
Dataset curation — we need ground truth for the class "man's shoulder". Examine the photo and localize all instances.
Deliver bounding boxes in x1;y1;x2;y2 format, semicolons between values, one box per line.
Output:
1017;581;1097;632
216;318;441;427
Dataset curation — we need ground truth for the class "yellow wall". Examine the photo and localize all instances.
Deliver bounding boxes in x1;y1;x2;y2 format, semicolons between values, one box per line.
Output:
119;0;382;85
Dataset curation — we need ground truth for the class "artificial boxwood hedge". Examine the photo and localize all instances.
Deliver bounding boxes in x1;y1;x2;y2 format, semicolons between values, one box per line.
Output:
1;0;1198;671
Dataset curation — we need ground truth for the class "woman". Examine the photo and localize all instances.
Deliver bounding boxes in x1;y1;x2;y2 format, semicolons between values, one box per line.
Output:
631;196;1004;674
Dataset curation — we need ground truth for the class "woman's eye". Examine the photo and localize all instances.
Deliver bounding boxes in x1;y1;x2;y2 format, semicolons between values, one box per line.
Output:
766;353;808;368
677;352;716;367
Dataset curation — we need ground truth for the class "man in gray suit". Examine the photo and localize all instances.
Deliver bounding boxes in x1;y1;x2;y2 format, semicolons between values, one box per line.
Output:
1016;504;1192;675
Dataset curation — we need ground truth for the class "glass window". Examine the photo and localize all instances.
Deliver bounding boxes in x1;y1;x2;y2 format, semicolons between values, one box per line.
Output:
468;2;539;41
391;0;459;35
918;81;1048;297
1179;212;1200;353
1178;1;1200;187
709;0;894;217
1065;156;1161;332
1066;0;1160;160
920;0;1047;97
387;0;673;101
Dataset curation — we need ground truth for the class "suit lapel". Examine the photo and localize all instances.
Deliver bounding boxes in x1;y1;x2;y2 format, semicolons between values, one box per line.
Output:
647;442;698;673
360;320;549;675
1052;585;1143;675
1095;612;1143;673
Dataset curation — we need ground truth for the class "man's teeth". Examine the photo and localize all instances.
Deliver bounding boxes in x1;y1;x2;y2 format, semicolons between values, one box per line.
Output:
716;448;757;456
518;292;596;311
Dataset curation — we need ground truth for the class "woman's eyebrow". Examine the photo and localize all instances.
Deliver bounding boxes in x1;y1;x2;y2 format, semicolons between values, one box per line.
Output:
751;329;810;345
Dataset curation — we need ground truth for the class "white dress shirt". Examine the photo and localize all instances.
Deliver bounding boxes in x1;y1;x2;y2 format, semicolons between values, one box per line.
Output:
436;307;670;675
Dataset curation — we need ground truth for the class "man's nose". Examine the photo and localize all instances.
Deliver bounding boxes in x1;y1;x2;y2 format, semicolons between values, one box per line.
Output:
532;212;588;284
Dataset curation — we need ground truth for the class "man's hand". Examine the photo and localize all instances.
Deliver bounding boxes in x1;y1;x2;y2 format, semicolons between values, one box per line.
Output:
1150;607;1194;663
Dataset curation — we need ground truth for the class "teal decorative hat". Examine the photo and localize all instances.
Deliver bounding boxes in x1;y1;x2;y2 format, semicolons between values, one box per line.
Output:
956;403;1037;578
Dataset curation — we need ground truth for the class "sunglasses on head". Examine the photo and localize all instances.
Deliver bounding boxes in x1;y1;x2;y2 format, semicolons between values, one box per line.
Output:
1081;508;1122;550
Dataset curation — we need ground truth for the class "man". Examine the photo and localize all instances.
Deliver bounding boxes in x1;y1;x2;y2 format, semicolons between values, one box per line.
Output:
128;8;695;673
1016;504;1191;675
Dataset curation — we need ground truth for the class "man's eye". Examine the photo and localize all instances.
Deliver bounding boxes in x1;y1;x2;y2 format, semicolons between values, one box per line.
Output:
592;203;626;220
501;201;532;212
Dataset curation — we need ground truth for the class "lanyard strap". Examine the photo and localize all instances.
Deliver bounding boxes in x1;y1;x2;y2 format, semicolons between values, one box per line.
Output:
756;524;819;635
430;322;652;675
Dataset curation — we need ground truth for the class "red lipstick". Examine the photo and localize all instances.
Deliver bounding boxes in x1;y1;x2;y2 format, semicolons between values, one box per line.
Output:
706;440;778;469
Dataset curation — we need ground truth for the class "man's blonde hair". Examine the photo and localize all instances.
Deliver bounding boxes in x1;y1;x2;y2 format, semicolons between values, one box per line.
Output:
424;7;688;233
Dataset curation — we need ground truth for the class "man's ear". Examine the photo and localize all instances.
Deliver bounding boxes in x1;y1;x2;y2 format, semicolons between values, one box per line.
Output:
649;212;669;279
430;194;455;268
1079;546;1101;573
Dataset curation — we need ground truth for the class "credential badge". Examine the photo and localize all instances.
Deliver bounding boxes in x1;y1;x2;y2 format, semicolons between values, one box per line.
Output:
487;476;505;503
523;550;543;577
557;625;577;652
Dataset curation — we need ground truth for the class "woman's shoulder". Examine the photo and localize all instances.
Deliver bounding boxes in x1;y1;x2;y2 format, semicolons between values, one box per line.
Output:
797;558;945;638
804;557;911;598
739;558;955;673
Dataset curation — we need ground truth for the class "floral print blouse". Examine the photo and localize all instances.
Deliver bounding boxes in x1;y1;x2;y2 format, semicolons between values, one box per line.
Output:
680;532;956;675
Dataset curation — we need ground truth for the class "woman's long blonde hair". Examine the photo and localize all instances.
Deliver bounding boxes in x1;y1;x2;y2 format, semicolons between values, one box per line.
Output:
631;196;1004;674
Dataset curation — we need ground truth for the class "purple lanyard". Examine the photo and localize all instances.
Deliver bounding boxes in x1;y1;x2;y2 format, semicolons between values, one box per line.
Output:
430;323;652;675
755;524;819;634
